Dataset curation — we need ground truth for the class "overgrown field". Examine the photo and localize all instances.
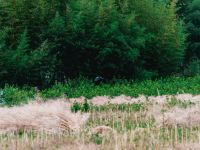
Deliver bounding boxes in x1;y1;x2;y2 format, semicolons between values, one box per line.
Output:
1;94;200;149
1;76;200;106
1;76;200;149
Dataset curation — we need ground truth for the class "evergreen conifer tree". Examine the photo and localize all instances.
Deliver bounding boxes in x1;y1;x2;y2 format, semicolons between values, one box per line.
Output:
185;0;200;60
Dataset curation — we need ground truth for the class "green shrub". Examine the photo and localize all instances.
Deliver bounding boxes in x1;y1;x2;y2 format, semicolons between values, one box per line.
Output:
0;85;35;106
71;102;82;113
46;76;200;99
91;134;103;145
2;76;200;106
40;83;68;99
71;99;90;113
184;59;200;76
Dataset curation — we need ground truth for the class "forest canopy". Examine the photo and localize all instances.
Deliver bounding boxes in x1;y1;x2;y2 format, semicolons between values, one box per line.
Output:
0;0;199;87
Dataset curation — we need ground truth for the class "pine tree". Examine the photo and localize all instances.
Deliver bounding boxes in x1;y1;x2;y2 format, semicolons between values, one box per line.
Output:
65;0;147;78
177;0;192;18
0;1;10;28
185;0;200;60
0;29;8;82
46;12;66;46
128;0;186;75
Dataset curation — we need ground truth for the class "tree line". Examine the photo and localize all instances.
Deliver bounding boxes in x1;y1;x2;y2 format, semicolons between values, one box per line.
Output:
0;0;199;87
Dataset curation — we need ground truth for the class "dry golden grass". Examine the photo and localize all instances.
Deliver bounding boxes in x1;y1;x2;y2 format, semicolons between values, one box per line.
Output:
0;99;90;134
1;95;200;149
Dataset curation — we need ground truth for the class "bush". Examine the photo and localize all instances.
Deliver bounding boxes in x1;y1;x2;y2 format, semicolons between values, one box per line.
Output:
2;76;200;106
71;99;90;113
40;83;68;99
184;58;200;76
0;85;35;106
40;76;200;99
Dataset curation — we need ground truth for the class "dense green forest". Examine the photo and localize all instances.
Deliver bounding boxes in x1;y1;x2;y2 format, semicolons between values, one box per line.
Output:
0;0;199;87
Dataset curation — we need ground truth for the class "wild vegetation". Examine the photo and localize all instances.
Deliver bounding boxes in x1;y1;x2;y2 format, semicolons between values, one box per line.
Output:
1;95;200;149
1;0;199;87
0;0;200;149
0;76;200;106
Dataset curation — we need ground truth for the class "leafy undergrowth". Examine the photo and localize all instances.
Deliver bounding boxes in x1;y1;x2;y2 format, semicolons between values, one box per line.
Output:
41;76;200;99
0;85;35;106
1;76;200;106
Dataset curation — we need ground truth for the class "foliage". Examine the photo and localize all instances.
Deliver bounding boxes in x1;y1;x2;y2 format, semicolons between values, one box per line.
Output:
0;0;187;85
41;76;200;99
185;0;200;61
1;29;58;86
126;0;186;75
176;0;192;17
40;83;68;99
1;76;200;106
71;100;142;113
0;85;35;106
71;99;90;113
184;58;200;76
91;134;103;145
64;0;147;78
71;102;82;113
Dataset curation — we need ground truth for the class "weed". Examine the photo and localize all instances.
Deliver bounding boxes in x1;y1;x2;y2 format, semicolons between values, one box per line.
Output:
71;99;90;113
167;97;194;108
71;102;82;113
91;134;103;145
0;85;35;106
2;75;200;106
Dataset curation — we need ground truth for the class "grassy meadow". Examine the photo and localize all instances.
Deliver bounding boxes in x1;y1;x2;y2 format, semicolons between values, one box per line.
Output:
0;76;200;149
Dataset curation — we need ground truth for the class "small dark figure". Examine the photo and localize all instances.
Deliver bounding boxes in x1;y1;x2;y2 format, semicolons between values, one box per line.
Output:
94;76;105;85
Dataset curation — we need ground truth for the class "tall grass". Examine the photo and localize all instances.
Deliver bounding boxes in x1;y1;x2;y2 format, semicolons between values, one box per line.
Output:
1;100;200;150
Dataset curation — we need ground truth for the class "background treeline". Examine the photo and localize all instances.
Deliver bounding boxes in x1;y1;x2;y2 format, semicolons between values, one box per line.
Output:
0;0;199;87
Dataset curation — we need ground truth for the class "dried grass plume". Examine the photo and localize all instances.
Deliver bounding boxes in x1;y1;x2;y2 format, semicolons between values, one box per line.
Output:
0;99;90;133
